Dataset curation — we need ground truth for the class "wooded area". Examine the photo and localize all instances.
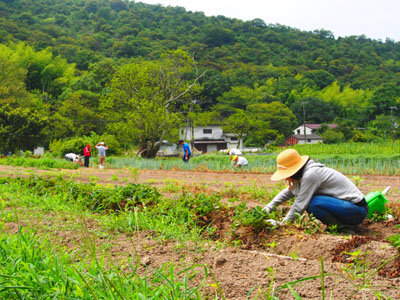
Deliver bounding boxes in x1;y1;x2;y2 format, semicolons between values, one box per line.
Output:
1;0;400;155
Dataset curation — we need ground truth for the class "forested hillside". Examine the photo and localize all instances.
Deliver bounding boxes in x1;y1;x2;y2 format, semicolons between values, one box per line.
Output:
1;0;400;154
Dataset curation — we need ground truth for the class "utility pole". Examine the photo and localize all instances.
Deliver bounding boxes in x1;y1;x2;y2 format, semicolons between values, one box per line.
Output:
390;106;398;143
302;102;308;144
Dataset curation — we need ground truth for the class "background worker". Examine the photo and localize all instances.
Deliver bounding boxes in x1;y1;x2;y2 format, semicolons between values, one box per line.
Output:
227;148;242;157
227;148;242;166
83;144;92;167
95;142;108;169
263;149;368;231
179;140;191;162
64;153;82;164
232;155;248;168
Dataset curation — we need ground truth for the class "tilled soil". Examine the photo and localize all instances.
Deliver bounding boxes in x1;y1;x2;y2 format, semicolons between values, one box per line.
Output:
2;165;400;299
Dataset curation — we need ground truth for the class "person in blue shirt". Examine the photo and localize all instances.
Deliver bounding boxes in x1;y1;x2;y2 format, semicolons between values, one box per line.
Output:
179;140;191;162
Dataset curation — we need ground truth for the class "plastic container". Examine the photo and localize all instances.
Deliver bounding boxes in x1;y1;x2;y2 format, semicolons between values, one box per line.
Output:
365;191;388;218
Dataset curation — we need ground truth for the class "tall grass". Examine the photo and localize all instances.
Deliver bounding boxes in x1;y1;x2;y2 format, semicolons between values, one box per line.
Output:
0;176;216;298
0;228;209;299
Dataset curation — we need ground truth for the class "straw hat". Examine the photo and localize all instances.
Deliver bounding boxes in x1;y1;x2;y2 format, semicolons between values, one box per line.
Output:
271;149;309;181
232;155;238;160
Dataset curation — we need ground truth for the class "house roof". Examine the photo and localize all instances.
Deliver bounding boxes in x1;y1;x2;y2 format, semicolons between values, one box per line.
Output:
288;134;323;140
194;140;227;144
304;124;337;129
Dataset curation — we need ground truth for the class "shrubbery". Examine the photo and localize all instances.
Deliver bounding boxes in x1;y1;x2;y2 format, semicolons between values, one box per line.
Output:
49;132;122;157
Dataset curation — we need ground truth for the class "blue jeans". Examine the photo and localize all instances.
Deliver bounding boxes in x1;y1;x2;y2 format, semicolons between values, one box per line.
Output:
306;195;367;226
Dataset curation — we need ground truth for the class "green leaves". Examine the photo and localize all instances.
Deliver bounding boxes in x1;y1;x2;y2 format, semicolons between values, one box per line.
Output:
0;105;49;153
232;204;270;230
101;50;203;156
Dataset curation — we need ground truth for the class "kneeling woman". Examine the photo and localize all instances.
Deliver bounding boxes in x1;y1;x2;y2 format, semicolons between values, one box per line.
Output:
263;149;368;229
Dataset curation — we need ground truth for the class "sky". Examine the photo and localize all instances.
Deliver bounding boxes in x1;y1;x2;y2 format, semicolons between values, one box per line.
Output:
138;0;400;42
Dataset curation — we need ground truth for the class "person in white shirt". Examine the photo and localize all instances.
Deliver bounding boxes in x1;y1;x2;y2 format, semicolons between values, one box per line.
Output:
232;155;248;168
95;142;109;169
64;153;81;163
227;148;242;166
227;148;242;157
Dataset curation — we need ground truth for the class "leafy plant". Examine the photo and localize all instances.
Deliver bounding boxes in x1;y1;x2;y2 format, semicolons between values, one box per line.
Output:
232;204;270;230
293;213;322;234
387;227;400;251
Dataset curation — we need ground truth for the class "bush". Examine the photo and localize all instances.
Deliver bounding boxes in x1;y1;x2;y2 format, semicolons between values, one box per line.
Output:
49;132;122;157
49;136;88;157
322;129;345;144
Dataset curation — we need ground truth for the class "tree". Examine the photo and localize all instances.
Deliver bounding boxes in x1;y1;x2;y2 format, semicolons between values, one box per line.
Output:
222;109;254;148
101;50;205;157
0;47;34;108
214;84;277;117
368;114;399;141
247;101;297;137
0;105;49;153
290;97;336;124
11;43;75;100
321;129;345;144
303;70;335;89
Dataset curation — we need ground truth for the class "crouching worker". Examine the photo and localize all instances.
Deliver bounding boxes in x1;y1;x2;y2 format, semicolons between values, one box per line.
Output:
64;153;82;165
263;149;368;231
232;155;248;169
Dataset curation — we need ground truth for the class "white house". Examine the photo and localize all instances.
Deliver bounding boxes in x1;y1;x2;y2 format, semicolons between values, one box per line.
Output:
286;134;323;145
180;125;242;153
287;124;337;145
293;124;337;135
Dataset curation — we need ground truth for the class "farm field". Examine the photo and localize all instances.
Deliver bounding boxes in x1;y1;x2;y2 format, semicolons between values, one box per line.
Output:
1;164;400;299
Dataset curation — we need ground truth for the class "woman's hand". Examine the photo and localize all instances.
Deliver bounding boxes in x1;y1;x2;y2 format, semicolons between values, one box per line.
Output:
285;178;296;190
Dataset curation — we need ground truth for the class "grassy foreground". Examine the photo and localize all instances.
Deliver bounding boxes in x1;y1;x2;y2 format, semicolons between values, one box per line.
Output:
0;174;399;299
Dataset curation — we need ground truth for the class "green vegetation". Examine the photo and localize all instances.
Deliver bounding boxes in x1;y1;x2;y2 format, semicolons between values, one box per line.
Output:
0;156;79;169
0;174;399;298
0;229;210;299
3;140;400;175
1;0;400;155
387;225;400;251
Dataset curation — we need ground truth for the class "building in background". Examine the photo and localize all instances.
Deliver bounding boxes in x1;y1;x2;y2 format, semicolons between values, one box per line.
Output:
180;125;242;153
286;124;337;145
293;124;337;136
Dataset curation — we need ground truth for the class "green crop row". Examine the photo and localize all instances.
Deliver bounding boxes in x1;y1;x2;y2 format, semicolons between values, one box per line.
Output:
290;141;400;156
2;142;400;175
0;157;79;169
0;175;160;212
105;154;400;175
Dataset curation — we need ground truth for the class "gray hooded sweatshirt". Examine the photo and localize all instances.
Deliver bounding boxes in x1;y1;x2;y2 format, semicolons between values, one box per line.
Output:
265;159;364;222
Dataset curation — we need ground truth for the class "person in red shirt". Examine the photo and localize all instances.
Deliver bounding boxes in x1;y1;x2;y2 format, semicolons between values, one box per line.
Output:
83;144;92;168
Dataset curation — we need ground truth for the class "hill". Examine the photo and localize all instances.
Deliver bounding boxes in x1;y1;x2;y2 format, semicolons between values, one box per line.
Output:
1;0;400;152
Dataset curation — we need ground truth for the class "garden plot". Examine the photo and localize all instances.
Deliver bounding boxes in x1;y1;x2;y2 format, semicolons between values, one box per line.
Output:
0;165;400;299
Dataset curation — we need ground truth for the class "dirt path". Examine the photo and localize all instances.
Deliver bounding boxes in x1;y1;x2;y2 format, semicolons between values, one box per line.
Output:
2;165;400;201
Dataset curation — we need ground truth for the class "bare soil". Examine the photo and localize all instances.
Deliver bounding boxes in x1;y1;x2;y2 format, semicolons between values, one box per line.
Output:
2;165;400;299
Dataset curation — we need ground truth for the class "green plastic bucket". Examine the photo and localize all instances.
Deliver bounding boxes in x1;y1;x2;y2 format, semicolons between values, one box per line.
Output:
365;191;388;218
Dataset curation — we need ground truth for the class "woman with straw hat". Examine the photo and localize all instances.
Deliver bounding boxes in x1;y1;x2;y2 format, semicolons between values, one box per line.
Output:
263;149;368;231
